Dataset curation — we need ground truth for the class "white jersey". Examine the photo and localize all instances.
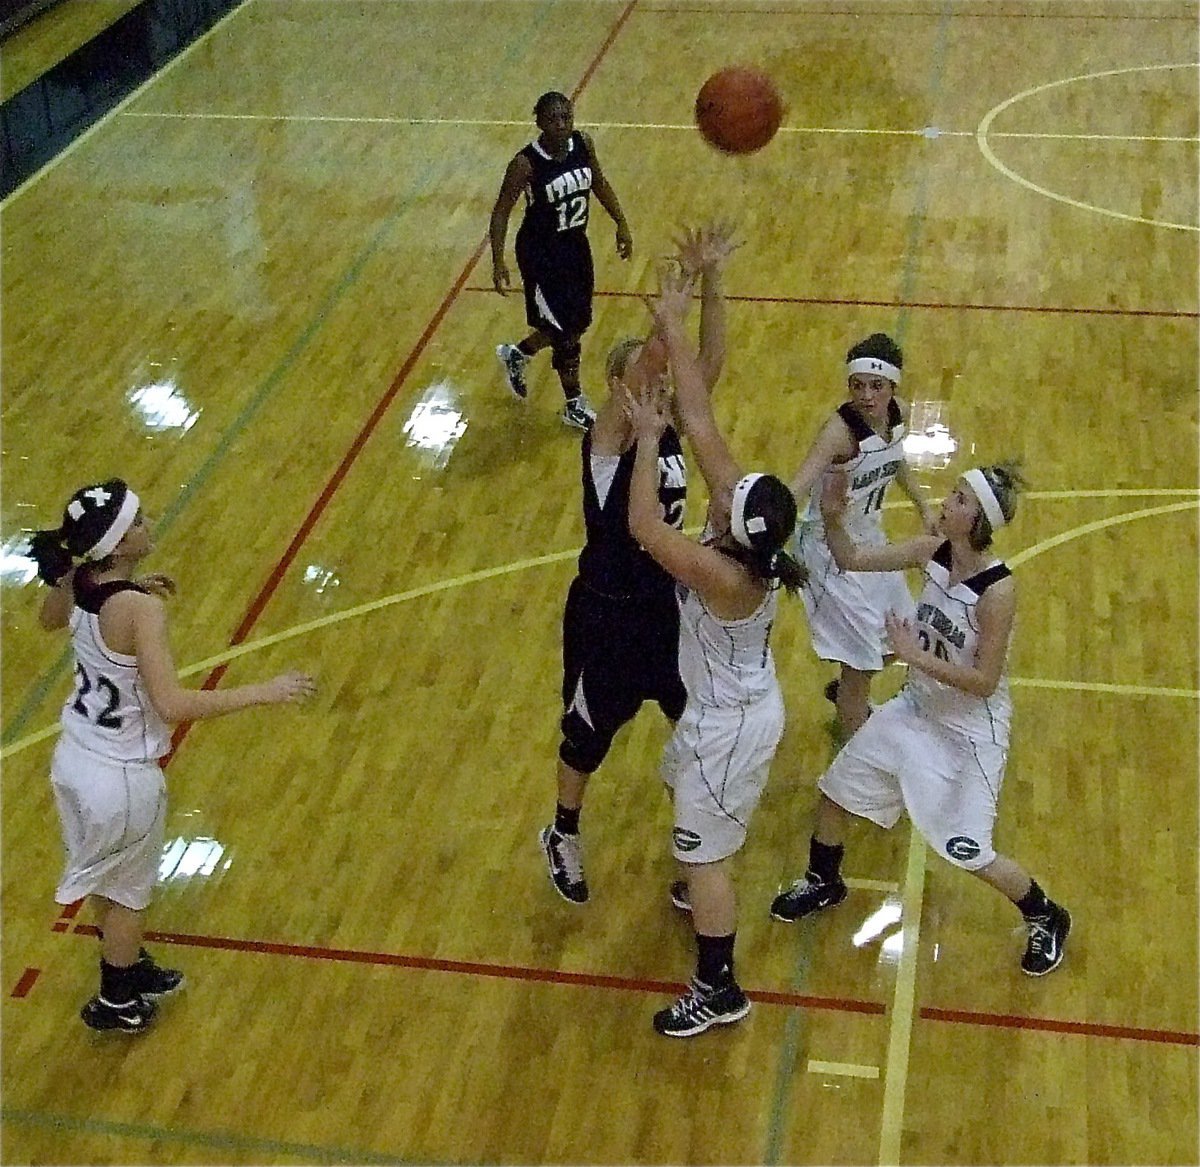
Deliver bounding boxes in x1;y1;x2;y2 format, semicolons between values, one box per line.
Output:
802;399;907;547
676;575;780;709
903;542;1013;745
60;580;171;763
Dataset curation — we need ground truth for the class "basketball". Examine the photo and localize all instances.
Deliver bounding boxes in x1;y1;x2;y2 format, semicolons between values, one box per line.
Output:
694;67;783;155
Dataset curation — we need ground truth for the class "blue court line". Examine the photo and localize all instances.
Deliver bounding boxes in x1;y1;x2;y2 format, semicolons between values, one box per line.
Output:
761;4;955;1163
0;1107;468;1166
1;0;558;746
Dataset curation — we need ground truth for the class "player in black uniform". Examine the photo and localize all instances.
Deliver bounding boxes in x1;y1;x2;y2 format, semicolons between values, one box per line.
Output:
490;91;633;431
539;224;738;903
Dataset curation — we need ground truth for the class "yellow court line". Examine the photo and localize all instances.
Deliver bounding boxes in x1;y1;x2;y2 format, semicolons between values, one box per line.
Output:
0;0;257;206
976;62;1200;233
878;829;928;1165
3;499;1197;764
808;1061;881;1080
119;110;1198;146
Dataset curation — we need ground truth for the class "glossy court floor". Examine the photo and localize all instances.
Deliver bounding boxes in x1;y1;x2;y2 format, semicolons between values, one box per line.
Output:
1;1;1197;1164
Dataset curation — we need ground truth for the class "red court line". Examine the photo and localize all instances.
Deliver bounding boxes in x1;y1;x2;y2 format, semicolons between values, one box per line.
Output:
921;1005;1200;1047
10;968;41;999
67;922;883;1014
465;284;1198;320
163;1;639;762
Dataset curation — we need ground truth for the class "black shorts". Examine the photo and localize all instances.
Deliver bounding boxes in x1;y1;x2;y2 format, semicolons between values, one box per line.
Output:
516;228;594;340
560;577;685;772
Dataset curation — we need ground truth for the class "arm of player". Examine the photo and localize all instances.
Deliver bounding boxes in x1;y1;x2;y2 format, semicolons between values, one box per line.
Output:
789;414;855;510
648;272;742;501
885;577;1015;697
821;469;941;572
128;592;314;723
489;153;532;294
626;386;748;609
582;132;632;260
38;571;76;631
676;222;738;392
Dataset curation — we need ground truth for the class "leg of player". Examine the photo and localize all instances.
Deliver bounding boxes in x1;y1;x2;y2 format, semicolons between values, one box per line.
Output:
833;664;874;737
770;792;852;921
552;338;595;429
496;331;552;401
971;854;1072;976
539;759;590;904
655;859;751;1037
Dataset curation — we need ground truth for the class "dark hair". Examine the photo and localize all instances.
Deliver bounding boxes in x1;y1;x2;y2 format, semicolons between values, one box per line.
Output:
846;332;903;371
534;91;571;119
968;461;1025;551
28;478;131;585
728;475;807;594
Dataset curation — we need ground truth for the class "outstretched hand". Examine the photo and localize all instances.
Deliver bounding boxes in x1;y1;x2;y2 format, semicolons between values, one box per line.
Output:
884;611;922;665
642;260;694;333
264;671;317;705
622;379;671;440
675;219;742;276
135;573;177;598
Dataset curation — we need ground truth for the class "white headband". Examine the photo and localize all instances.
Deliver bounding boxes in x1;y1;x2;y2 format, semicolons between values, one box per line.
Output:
87;489;141;559
847;356;900;384
730;473;767;549
962;469;1006;531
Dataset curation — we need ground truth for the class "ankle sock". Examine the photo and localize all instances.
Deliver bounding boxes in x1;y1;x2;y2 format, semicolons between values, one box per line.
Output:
554;804;580;836
808;836;845;885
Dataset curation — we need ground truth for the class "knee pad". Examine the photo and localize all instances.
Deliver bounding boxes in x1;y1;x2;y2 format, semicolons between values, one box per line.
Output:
551;339;582;374
559;711;612;775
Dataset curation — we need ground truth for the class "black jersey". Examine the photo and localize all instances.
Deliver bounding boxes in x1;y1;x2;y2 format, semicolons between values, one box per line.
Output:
516;132;594;253
577;426;687;600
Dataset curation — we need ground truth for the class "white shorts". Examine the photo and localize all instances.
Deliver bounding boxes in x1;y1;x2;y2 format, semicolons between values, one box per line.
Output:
818;690;1006;870
662;689;784;864
50;733;167;910
798;529;915;672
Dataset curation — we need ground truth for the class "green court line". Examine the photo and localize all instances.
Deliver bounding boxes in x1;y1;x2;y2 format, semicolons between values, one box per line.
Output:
0;1107;467;1166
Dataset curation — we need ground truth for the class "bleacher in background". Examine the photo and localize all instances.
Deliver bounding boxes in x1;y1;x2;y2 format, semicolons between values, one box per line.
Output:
1;0;244;197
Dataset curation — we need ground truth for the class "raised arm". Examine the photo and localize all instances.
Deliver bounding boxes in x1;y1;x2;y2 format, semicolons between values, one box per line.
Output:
676;222;739;392
885;577;1015;697
489;152;532;295
648;269;742;500
895;454;937;534
127;592;313;723
789;414;856;511
820;469;941;572
625;384;747;610
582;131;632;260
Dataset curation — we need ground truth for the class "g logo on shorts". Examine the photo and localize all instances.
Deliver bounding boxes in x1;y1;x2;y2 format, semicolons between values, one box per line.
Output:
945;835;981;862
673;827;702;853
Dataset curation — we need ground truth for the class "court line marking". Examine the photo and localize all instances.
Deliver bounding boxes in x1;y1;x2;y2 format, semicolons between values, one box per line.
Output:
976;63;1200;232
3;498;1196;765
120;110;1200;146
0;0;256;206
808;1060;881;1079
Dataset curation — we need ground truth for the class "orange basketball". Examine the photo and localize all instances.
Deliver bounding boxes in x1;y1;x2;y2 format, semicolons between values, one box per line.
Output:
694;66;783;155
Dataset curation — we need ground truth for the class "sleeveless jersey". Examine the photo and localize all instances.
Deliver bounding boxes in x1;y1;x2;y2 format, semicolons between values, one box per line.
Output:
804;398;906;545
516;132;594;252
577;426;687;599
60;579;171;763
904;542;1013;745
676;575;780;710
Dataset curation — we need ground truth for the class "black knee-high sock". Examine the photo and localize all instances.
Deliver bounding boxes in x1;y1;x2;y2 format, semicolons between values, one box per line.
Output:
808;836;845;884
696;932;736;987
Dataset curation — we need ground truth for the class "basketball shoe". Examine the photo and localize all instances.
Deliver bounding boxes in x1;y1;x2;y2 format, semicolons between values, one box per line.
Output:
770;871;847;921
81;993;156;1033
131;949;184;997
539;825;588;903
561;395;595;430
653;976;751;1038
496;344;528;399
1021;902;1071;976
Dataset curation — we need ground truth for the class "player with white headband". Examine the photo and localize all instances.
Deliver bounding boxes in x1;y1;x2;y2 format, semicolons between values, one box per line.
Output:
626;267;806;1037
788;333;936;740
771;462;1073;978
29;480;316;1034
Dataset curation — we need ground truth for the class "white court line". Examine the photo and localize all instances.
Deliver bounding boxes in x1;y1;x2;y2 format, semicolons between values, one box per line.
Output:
809;1060;881;1079
119;110;1200;145
846;877;901;893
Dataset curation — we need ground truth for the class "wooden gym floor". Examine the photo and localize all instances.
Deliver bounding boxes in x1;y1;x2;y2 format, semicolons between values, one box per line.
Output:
1;1;1197;1163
